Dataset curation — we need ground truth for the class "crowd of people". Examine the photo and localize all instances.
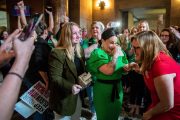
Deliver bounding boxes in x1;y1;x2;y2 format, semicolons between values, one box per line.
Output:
0;1;180;120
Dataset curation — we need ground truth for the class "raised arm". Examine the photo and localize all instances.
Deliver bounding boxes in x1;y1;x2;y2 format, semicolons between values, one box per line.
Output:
45;9;54;32
170;26;180;40
17;1;27;28
17;16;22;29
0;29;35;120
99;46;129;75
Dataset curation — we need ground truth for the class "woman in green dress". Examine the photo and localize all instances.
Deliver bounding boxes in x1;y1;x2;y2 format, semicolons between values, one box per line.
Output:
87;28;130;120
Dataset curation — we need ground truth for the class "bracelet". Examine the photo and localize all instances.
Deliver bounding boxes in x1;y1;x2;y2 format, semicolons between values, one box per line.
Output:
8;72;24;81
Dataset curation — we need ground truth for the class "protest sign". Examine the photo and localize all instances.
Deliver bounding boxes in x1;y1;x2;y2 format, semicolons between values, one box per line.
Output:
15;81;49;118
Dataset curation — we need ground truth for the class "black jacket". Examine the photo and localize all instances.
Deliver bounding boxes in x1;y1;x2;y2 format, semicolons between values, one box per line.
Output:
25;37;52;85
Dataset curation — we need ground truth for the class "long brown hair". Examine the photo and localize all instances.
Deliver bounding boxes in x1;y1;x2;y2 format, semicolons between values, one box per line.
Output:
56;22;82;61
160;28;176;49
134;30;170;73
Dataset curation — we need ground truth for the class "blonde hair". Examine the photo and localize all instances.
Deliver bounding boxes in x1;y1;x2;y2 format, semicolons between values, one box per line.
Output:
130;26;138;35
138;20;150;32
56;22;82;61
134;30;170;73
91;21;105;32
118;34;129;51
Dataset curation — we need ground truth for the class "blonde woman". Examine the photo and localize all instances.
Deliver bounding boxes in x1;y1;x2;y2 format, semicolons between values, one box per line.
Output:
131;31;180;120
130;26;138;36
83;21;105;58
138;20;150;32
48;22;85;120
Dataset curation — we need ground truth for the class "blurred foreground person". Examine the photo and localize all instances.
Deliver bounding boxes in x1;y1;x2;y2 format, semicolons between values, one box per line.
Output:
0;29;35;120
131;31;180;120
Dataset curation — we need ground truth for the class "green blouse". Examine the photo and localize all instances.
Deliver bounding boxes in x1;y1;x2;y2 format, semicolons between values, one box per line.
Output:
82;38;97;49
87;48;128;80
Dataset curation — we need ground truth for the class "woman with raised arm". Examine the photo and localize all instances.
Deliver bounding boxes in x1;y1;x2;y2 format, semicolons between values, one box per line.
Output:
0;29;35;120
87;28;130;120
17;1;27;29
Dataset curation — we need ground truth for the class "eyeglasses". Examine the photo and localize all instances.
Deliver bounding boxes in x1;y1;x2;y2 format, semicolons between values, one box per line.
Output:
160;35;169;37
133;46;140;51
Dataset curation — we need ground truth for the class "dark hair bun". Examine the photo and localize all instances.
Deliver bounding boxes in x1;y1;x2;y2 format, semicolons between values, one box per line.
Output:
102;28;118;40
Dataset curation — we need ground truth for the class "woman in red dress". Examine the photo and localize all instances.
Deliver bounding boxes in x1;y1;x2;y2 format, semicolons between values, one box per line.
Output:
131;30;180;120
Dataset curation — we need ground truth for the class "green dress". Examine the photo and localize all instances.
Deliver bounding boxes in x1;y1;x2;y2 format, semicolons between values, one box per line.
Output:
87;48;128;120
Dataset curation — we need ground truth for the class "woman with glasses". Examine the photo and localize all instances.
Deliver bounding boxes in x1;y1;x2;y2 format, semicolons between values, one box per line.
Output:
131;30;180;120
160;28;180;63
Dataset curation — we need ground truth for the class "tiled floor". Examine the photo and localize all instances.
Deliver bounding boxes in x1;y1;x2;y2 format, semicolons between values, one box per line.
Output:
80;116;142;120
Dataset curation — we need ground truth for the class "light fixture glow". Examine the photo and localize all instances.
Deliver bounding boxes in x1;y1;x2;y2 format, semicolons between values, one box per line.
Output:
96;0;110;10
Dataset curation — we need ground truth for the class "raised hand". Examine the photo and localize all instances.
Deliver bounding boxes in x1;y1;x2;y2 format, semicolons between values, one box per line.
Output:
17;1;25;10
129;62;140;72
123;64;131;72
13;31;36;60
0;29;21;66
45;9;52;15
111;45;123;58
170;26;180;39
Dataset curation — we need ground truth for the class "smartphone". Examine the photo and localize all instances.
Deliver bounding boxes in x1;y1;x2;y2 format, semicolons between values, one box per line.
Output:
18;13;43;41
46;6;52;12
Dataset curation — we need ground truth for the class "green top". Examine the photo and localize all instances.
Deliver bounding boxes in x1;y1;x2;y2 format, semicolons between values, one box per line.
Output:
47;39;55;48
82;38;97;49
126;41;135;63
87;48;128;80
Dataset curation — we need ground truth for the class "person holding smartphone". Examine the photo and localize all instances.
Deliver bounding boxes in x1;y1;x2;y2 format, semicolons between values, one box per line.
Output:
0;29;35;120
20;14;54;120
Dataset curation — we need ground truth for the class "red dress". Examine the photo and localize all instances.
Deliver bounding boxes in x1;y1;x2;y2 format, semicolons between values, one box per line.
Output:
144;52;180;120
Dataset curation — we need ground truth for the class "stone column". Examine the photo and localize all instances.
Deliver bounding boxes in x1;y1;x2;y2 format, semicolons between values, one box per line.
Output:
170;0;180;26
